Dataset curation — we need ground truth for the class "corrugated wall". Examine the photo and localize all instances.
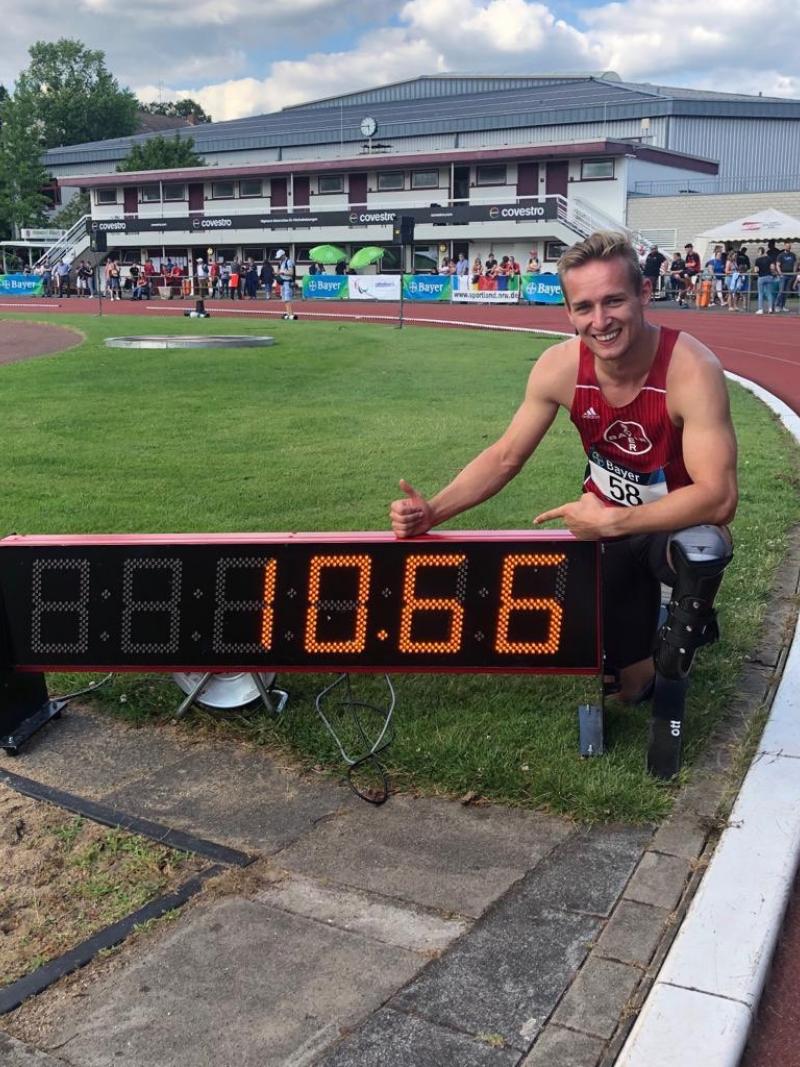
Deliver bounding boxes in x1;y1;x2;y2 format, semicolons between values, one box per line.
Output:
668;117;800;180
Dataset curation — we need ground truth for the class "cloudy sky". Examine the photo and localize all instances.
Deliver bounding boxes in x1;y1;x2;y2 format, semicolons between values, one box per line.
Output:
3;0;800;122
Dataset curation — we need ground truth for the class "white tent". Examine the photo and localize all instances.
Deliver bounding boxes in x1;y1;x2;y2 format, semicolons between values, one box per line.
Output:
697;207;800;243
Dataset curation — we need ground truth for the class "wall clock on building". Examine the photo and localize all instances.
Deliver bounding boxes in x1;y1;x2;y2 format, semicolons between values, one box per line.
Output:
360;116;378;138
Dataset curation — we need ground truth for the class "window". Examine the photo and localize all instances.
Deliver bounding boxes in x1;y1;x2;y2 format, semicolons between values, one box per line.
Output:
377;172;404;192
214;247;236;263
413;244;439;273
476;165;507;186
211;181;235;199
243;246;265;262
140;184;160;203
318;175;344;194
581;159;615;180
411;171;439;190
239;179;263;198
163;184;185;201
544;241;568;261
96;187;118;205
378;245;402;272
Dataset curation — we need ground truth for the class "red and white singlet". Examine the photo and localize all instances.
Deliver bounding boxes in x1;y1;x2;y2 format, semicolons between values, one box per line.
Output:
569;327;692;508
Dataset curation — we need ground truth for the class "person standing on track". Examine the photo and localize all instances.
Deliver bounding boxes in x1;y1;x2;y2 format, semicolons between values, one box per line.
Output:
390;230;738;703
276;249;297;320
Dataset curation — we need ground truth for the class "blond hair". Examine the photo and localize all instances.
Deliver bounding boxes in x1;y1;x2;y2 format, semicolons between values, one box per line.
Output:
557;231;642;304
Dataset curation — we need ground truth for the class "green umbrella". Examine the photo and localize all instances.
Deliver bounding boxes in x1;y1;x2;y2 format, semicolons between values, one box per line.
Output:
308;244;348;265
348;246;386;270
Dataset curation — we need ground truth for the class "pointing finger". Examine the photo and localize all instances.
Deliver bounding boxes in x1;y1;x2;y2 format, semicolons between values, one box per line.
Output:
533;506;566;525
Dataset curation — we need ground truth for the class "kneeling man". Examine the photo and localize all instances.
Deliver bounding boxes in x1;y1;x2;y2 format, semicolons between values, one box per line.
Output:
390;231;737;703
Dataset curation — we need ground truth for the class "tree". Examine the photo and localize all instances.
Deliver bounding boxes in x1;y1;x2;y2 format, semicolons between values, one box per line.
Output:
13;39;138;149
50;190;90;231
140;98;212;124
117;134;204;172
0;92;49;239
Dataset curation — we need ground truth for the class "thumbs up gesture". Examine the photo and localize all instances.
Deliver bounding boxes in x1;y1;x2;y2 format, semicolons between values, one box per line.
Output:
390;479;435;538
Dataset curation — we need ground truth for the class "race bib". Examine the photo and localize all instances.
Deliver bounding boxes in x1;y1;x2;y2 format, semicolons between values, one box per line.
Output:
587;448;667;507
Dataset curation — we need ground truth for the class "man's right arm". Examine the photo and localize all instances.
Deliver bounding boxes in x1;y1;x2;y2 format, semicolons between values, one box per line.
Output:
390;343;572;537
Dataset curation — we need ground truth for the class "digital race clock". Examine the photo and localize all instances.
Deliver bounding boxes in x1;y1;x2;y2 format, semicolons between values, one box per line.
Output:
0;531;601;675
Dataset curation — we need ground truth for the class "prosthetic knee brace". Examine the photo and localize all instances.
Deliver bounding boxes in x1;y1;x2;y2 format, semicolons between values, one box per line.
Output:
648;526;732;779
655;525;733;680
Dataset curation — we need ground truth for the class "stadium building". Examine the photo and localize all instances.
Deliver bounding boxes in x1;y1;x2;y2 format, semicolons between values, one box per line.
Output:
43;73;800;276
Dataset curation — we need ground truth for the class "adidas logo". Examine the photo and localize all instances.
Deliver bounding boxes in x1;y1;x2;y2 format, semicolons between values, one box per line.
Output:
583;407;600;419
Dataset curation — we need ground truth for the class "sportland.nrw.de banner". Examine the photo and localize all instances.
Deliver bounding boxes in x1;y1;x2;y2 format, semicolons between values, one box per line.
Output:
347;275;401;301
0;273;44;297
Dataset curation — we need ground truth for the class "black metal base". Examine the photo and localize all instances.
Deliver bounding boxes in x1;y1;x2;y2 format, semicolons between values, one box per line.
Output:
647;673;689;780
578;703;604;757
1;671;65;754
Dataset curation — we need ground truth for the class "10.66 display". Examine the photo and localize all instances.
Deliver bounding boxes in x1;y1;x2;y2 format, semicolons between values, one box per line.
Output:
0;531;600;674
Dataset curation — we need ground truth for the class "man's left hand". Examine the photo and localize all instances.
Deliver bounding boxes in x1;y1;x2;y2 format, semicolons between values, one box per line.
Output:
533;492;620;540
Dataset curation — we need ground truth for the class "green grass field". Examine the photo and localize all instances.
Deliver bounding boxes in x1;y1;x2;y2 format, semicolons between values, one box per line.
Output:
2;312;798;822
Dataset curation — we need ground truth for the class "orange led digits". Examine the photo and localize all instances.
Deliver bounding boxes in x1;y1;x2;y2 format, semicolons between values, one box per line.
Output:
399;554;467;653
305;554;372;653
260;559;277;650
495;553;566;654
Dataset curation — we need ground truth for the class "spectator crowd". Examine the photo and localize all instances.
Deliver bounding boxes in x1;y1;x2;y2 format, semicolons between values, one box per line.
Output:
15;240;799;313
640;239;798;312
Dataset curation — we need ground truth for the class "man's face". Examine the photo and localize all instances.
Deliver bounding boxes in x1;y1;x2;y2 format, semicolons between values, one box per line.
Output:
785;243;792;251
563;257;649;364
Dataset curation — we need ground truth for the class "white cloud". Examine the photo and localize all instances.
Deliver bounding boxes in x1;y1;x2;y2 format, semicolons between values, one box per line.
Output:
2;0;799;121
579;0;800;84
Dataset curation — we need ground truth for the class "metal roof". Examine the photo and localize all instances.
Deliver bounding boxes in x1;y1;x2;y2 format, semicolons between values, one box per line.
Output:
43;74;800;169
57;140;718;188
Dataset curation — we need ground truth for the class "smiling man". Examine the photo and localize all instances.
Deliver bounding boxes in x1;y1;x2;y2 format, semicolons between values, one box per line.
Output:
390;230;738;702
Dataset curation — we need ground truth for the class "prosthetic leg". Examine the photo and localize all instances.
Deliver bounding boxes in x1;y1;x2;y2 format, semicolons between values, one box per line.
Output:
647;525;733;779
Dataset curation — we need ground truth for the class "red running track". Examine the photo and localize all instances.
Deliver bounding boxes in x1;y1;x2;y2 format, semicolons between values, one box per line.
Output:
1;293;799;1062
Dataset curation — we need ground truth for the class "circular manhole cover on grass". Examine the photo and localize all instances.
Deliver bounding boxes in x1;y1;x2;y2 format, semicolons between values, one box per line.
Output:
105;335;276;349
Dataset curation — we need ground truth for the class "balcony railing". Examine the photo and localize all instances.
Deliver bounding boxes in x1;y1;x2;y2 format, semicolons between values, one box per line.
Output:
633;175;800;197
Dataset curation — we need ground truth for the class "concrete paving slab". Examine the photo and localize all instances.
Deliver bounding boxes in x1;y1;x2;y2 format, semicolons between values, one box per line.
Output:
103;746;355;853
1;705;193;799
623;852;691;912
649;813;708;862
551;956;641;1040
318;1007;519;1066
255;870;469;954
520;1024;605;1066
594;899;671;968
515;825;654;918
274;795;573;917
393;904;602;1051
39;897;422;1067
0;1031;65;1066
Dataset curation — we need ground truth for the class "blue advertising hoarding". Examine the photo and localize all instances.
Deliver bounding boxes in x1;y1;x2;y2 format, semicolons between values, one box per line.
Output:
0;274;44;297
401;275;453;302
301;275;349;299
522;272;564;305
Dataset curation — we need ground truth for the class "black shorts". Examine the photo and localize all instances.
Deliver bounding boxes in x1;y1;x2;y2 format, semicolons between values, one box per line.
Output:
601;533;674;670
